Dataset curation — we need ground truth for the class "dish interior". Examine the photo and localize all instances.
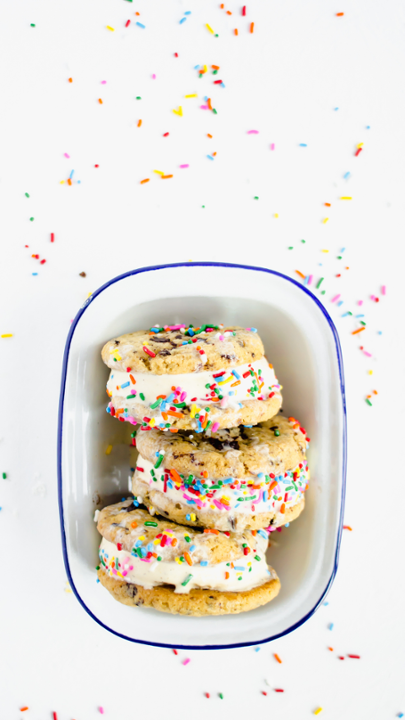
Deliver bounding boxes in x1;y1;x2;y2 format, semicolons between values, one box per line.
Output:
59;264;345;648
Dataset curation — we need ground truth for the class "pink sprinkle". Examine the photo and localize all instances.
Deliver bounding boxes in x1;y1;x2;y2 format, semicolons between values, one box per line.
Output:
200;105;209;110
370;295;376;301
183;658;191;666
101;80;107;84
270;143;275;150
331;294;341;303
180;391;187;401
64;153;70;158
247;130;259;134
308;275;313;285
363;350;372;357
152;74;156;79
358;300;363;306
179;164;189;168
99;707;104;714
211;422;220;433
381;285;386;295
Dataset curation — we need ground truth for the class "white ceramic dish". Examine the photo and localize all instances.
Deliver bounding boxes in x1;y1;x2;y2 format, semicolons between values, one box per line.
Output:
58;262;346;649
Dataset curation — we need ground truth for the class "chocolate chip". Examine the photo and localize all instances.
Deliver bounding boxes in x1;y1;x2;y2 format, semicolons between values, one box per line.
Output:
208;437;240;451
122;502;136;512
79;271;86;277
127;584;138;598
158;350;171;356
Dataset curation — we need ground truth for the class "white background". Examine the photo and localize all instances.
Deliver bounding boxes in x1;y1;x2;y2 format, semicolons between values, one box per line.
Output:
1;0;405;718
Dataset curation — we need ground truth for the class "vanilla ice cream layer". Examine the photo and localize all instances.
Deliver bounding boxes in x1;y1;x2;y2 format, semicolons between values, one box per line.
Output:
106;356;281;428
99;536;273;594
134;457;308;517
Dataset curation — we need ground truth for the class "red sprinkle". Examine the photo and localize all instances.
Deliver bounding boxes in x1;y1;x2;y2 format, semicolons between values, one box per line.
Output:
50;233;55;242
125;19;130;27
242;5;246;15
163;132;169;136
173;649;178;655
355;147;363;156
205;693;210;698
40;259;46;264
143;346;156;358
95;164;99;167
53;714;58;720
348;654;361;659
174;52;178;57
275;689;284;693
262;691;268;696
117;543;123;551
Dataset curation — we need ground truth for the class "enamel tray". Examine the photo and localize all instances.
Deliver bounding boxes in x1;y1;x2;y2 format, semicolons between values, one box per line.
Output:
58;262;346;649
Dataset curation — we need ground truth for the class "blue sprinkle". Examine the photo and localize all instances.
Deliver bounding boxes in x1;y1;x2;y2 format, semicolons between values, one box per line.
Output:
96;578;100;583
263;491;268;502
141;547;147;557
223;478;233;484
337;300;344;307
255;647;261;652
179;16;187;23
189;544;196;552
234;566;245;571
341;312;351;317
299;143;307;147
186;514;191;521
69;169;74;179
323;602;329;606
121;381;130;388
184;10;191;15
200;561;208;566
341;247;346;252
106;407;111;413
257;529;268;539
147;543;154;552
32;272;38;276
366;125;371;129
397;714;404;718
136;21;145;28
334;107;339;111
343;171;351;179
243;424;253;427
284;522;290;527
166;393;175;403
207;155;214;160
329;623;334;630
220;82;225;88
250;327;257;332
232;369;241;380
257;472;264;478
194;64;200;69
228;391;234;396
378;331;382;335
355;314;365;318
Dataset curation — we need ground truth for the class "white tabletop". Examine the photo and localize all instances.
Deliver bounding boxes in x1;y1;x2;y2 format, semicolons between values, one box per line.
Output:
0;0;404;718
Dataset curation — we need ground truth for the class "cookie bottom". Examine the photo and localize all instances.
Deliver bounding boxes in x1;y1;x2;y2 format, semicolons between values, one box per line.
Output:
97;569;281;616
109;394;282;431
132;476;305;531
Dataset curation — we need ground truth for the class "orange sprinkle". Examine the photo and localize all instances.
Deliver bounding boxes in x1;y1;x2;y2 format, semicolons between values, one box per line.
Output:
157;394;167;399
204;529;219;535
207;133;213;138
227;10;232;14
161;174;173;179
98;98;103;104
68;78;72;83
131;521;138;529
202;471;208;478
67;178;72;186
212;151;217;156
274;653;282;664
328;647;334;652
171;538;178;546
269;481;278;491
343;525;352;531
336;12;344;16
352;327;365;335
220;3;224;7
251;530;257;536
129;374;135;384
20;709;29;713
225;571;230;579
115;408;124;416
373;390;378;395
137;119;142;127
135;11;140;15
161;411;168;421
184;552;193;566
169;428;179;433
324;202;331;207
234;28;238;35
140;178;150;184
212;65;220;70
170;468;182;483
250;21;254;33
166;410;184;418
295;270;306;279
280;503;286;514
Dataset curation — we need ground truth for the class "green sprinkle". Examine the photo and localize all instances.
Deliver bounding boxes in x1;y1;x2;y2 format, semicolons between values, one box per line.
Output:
213;70;218;74
219;693;224;699
205;406;211;413
213;109;217;114
205;383;211;389
205;420;212;430
2;473;6;480
316;277;324;289
181;574;193;586
337;255;342;259
254;555;261;561
184;536;191;542
30;23;36;27
301;239;306;243
174;402;187;409
180;556;185;562
157;556;162;561
202;205;205;208
136;96;141;99
136;548;142;558
96;565;100;570
154;453;164;469
365;398;372;406
321;290;326;295
25;193;30;198
144;521;158;527
126;394;136;399
30;217;34;221
238;576;242;581
274;429;280;437
131;430;137;438
242;543;248;548
150;397;163;409
139;392;145;401
288;246;294;249
360;321;366;326
254;196;259;200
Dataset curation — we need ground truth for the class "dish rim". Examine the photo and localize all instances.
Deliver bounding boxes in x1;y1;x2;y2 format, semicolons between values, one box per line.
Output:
57;261;347;650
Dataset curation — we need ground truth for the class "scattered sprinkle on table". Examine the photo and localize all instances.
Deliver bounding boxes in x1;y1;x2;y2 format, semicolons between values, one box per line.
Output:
274;653;282;664
314;708;323;715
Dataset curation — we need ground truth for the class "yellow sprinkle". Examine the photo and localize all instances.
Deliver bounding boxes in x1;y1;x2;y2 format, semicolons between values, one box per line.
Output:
321;249;329;253
368;370;373;375
340;196;352;200
357;142;363;148
173;106;183;116
138;536;145;541
190;404;198;419
221;496;231;503
153;538;160;545
314;709;323;716
218;376;233;385
105;445;113;455
274;213;279;218
106;25;115;31
185;94;198;98
175;557;182;564
205;23;214;33
203;64;208;72
153;170;164;175
149;418;156;427
190;513;196;521
1;334;13;338
60;180;65;184
322;218;329;224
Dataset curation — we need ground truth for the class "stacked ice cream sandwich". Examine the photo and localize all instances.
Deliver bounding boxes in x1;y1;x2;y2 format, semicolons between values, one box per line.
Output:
96;324;310;616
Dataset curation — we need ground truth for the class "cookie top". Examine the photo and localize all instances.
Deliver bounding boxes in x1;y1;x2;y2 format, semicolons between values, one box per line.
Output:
135;414;309;480
101;324;264;374
97;499;265;564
